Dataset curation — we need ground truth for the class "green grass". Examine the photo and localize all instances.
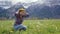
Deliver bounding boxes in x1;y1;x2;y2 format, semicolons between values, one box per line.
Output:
0;19;60;34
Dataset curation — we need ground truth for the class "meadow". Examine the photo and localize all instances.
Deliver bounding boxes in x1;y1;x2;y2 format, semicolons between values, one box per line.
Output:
0;19;60;34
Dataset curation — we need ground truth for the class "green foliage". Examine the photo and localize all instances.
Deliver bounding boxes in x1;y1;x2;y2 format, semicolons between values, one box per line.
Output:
0;19;60;34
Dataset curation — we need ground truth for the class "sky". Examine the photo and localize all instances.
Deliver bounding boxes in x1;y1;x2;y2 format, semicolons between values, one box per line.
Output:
0;0;45;4
12;0;38;4
0;0;38;3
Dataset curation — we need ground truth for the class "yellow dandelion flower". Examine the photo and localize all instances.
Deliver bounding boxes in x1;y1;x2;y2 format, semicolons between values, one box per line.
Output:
10;30;14;33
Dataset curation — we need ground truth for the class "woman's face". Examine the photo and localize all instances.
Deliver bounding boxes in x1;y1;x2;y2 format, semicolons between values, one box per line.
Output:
19;10;26;16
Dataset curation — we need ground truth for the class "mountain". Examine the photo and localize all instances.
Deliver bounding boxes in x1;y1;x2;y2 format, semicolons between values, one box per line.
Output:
0;0;12;9
0;1;60;19
0;2;24;19
26;4;60;19
6;2;24;19
0;7;7;18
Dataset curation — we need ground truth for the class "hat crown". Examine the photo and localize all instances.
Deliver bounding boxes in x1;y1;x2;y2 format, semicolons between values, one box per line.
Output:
19;8;25;10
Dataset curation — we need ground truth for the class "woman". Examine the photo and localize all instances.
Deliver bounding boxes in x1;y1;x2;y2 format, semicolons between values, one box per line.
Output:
14;8;29;31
